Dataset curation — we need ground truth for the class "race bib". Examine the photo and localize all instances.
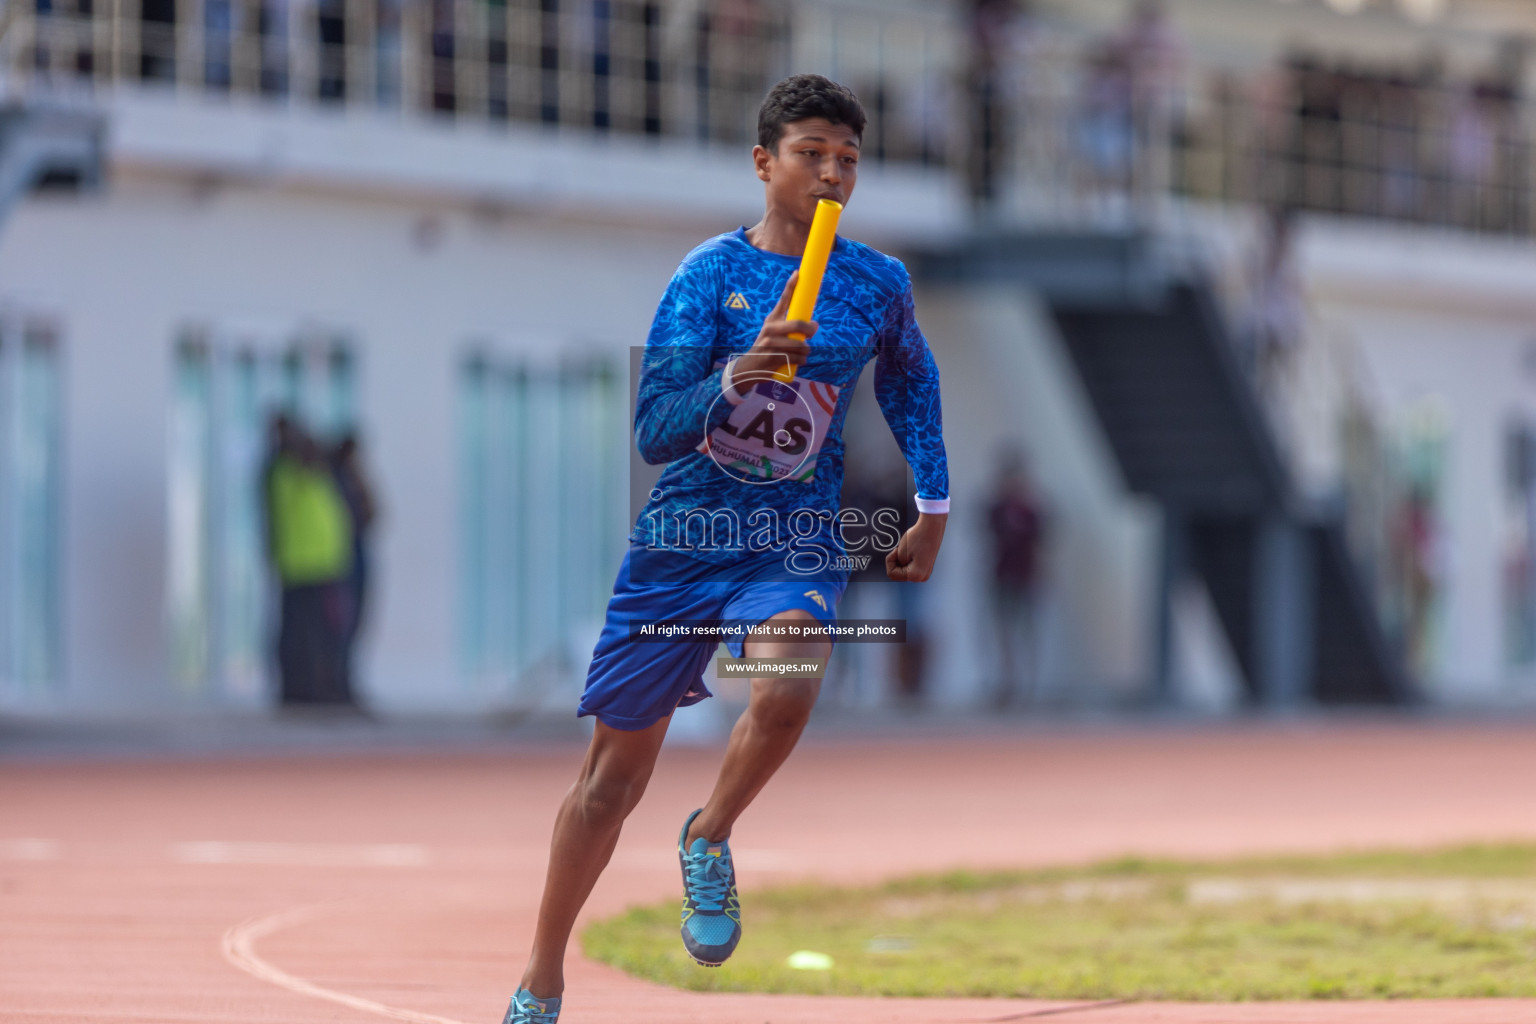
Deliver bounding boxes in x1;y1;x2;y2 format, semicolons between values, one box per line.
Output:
700;367;840;484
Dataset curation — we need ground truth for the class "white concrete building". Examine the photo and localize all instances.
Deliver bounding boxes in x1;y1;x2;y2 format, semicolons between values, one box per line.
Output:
3;0;1536;719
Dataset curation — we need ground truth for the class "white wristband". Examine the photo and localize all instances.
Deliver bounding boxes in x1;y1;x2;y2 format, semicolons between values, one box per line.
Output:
915;496;950;515
721;358;748;406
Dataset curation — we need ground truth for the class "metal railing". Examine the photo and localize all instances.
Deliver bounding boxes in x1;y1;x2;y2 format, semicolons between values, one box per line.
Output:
6;1;1535;238
1174;72;1533;237
2;0;956;154
962;41;1536;238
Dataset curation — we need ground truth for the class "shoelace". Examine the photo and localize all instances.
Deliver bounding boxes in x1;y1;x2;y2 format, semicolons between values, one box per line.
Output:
512;998;560;1024
683;846;732;911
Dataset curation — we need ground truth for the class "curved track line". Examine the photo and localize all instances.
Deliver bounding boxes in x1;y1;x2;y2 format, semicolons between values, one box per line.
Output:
221;901;475;1024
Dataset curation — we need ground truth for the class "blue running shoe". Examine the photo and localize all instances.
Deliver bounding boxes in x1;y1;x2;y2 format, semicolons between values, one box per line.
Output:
677;808;741;966
501;989;560;1024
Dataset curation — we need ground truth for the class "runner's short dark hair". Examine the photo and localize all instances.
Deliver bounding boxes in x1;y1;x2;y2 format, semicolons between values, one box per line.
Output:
757;74;866;154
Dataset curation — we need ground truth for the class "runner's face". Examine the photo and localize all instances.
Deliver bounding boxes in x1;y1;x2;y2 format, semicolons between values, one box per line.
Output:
755;118;860;223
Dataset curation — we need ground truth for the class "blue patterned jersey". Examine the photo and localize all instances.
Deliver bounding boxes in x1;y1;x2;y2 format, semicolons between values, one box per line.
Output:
630;227;948;576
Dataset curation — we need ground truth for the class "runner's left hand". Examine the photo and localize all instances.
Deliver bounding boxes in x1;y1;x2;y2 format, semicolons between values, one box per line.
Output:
886;513;947;583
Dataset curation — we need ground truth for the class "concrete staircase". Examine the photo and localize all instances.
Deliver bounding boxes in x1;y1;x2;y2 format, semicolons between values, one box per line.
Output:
916;232;1410;707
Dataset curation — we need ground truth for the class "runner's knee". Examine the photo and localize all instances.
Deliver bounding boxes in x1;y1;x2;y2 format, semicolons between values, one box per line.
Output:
750;679;819;733
574;769;646;829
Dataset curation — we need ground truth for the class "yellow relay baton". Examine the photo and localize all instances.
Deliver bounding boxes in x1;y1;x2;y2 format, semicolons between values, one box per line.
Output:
774;198;842;383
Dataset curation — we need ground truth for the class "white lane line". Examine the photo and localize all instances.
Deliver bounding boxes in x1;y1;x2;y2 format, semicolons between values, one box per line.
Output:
222;901;474;1024
174;841;430;867
0;838;60;861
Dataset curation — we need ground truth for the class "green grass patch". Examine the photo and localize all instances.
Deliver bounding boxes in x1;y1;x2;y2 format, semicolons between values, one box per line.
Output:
582;843;1536;1001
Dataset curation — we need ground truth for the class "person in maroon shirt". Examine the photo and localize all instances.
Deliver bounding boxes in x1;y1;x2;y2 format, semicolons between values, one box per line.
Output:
986;450;1047;708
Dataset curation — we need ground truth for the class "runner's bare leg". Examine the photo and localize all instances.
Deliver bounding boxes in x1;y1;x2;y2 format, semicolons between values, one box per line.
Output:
519;715;671;999
688;609;831;845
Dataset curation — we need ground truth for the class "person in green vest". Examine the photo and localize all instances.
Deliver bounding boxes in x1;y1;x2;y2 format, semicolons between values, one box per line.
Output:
263;414;355;707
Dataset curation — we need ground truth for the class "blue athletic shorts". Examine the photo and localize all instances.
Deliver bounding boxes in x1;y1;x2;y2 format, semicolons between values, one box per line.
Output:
577;544;848;731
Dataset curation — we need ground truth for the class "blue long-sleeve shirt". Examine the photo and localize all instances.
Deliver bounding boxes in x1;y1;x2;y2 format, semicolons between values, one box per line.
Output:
632;227;948;568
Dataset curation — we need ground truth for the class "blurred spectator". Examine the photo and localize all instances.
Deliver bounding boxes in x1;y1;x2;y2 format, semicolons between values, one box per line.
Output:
1254;45;1535;236
1197;71;1252;201
984;448;1047;709
1069;0;1185;215
263;413;355;707
1114;0;1186;206
204;0;238;89
430;0;456;112
1378;67;1421;220
1285;54;1342;213
540;0;560;123
1469;71;1521;232
1408;51;1449;222
856;76;892;163
1447;82;1498;229
31;0;97;78
965;0;1019;210
580;0;668;134
375;0;404;107
692;1;714;140
26;0;1536;245
641;0;664;135
898;67;954;168
330;433;379;694
259;0;292;95
140;0;176;80
1392;482;1441;677
1077;39;1134;214
1116;1;1184;90
485;0;510;119
30;0;52;75
590;0;613;129
1246;203;1305;404
694;0;784;144
316;0;347;101
1491;37;1531;233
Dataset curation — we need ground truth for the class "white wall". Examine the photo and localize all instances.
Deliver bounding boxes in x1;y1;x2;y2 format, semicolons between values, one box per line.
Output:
1304;220;1536;702
913;283;1159;704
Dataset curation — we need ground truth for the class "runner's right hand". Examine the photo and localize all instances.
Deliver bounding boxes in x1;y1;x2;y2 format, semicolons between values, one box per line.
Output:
730;271;816;394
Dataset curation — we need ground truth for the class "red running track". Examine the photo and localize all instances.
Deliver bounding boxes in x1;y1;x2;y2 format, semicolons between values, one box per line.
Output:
5;717;1536;1023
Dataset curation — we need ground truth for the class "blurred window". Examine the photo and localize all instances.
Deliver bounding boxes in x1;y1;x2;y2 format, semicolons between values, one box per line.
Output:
0;317;64;699
168;334;216;691
167;329;357;701
458;351;622;695
1503;420;1536;670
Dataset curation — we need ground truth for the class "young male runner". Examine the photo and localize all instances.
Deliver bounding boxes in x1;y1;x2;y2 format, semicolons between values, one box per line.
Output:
503;73;949;1024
